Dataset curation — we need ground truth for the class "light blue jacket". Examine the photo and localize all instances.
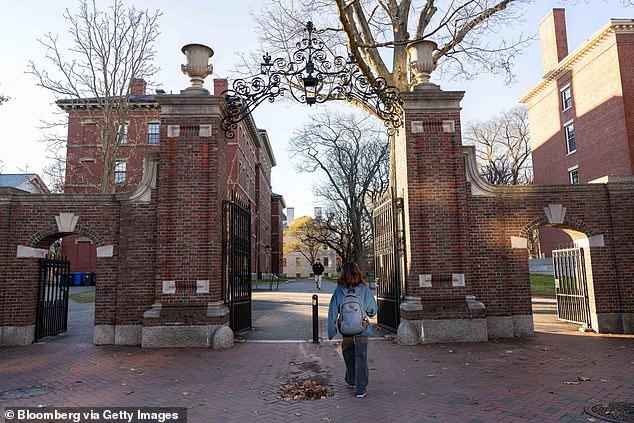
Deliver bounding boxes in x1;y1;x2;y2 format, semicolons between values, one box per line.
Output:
328;284;378;340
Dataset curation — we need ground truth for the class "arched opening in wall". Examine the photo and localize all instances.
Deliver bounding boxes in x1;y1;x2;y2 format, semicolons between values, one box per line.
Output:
528;224;595;334
33;232;100;344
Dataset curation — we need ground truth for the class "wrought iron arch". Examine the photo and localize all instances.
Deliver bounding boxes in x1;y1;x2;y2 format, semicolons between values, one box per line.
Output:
221;21;403;139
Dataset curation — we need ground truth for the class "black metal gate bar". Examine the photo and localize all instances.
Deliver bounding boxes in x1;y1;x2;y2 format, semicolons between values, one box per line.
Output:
553;247;591;327
222;193;252;333
35;253;70;341
373;188;404;332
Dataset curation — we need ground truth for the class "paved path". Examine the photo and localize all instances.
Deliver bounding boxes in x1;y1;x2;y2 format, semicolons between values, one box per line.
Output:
2;331;632;422
245;278;392;341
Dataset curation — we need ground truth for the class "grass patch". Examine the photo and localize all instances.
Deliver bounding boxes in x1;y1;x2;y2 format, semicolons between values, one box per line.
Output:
530;274;555;297
70;289;95;303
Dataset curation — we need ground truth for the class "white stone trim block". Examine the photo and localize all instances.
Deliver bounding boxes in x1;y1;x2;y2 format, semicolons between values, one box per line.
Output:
575;235;605;248
167;125;180;137
96;245;114;257
56;212;79;233
163;280;176;294
544;204;566;224
452;273;465;287
16;245;49;258
411;121;424;134
199;124;212;137
419;274;432;288
197;280;210;294
510;236;528;249
442;120;456;133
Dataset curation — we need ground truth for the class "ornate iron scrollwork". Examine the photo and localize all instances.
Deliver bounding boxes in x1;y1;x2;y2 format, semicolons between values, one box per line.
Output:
221;21;403;139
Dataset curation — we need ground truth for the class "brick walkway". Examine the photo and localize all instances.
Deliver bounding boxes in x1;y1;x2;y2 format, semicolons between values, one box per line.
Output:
1;332;633;422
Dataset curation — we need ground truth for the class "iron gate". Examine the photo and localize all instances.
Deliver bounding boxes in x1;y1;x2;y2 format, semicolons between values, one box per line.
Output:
373;189;405;332
35;253;71;341
222;194;252;333
553;247;592;328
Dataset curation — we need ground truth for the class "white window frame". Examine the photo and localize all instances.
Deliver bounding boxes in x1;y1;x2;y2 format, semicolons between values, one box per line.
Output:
114;160;127;184
147;122;160;144
118;123;128;144
560;84;572;111
564;120;576;154
568;165;579;185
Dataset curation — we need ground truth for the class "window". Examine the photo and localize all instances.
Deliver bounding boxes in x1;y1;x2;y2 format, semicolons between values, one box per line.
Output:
295;257;301;267
323;257;329;266
147;123;160;144
114;160;127;184
568;165;579;185
564;122;576;154
561;85;572;111
118;123;128;144
282;258;287;267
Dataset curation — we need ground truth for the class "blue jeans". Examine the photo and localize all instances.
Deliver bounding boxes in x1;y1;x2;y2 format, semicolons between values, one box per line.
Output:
342;335;369;395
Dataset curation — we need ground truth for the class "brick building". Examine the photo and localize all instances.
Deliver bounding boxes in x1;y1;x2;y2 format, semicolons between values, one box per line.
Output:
271;193;286;275
520;9;634;255
59;78;282;275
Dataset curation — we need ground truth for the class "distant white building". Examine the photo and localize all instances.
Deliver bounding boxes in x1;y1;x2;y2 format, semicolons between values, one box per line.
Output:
282;205;339;278
283;247;339;278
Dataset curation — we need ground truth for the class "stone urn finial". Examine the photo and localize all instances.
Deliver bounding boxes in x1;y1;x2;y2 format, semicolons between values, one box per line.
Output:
181;43;214;95
407;40;438;90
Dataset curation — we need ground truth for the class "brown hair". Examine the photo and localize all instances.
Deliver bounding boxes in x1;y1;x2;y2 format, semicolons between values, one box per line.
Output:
337;262;367;288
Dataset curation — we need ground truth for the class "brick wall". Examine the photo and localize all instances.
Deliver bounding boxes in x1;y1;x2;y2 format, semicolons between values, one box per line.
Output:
270;195;285;275
64;108;160;194
396;87;634;335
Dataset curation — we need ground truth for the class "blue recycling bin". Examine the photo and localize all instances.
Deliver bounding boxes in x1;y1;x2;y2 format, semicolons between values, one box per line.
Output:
69;272;84;286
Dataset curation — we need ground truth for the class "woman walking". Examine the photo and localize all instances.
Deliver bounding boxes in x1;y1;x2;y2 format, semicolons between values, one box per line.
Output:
327;262;378;398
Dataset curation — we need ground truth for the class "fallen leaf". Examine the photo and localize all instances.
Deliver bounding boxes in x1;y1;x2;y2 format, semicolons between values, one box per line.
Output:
563;381;580;385
600;379;610;383
125;391;134;395
183;392;190;396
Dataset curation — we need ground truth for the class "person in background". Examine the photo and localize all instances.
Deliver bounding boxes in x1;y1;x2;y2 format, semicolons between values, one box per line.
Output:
312;258;324;289
327;261;377;398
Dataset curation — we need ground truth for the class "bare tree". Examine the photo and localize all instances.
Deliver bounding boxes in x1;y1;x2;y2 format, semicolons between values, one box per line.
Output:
41;147;67;193
464;106;532;185
289;111;390;270
0;94;8;106
29;0;161;193
245;0;534;90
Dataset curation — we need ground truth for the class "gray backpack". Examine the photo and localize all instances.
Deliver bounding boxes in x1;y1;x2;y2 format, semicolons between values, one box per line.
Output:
337;287;366;336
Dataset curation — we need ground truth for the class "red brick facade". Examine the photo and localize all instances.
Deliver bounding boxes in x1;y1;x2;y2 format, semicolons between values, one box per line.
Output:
60;79;278;278
522;12;634;185
521;11;634;256
271;193;286;275
394;87;634;343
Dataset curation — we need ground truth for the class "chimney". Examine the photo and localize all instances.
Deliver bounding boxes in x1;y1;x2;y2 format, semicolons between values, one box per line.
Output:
539;9;569;74
214;79;228;96
130;78;147;95
287;207;295;225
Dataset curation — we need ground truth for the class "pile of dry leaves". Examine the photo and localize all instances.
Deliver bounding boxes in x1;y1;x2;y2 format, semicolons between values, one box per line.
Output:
280;379;334;401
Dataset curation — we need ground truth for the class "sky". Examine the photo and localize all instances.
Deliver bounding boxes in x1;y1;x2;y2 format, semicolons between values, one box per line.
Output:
0;1;633;218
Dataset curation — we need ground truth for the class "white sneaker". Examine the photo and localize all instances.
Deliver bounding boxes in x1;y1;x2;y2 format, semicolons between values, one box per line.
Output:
356;392;366;398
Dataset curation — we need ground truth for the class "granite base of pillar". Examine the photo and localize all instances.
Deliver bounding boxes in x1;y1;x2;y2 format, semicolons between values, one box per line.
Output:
141;302;233;349
0;325;35;345
592;312;633;334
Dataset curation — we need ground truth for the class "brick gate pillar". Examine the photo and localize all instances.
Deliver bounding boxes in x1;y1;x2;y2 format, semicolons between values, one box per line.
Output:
393;82;487;344
141;44;233;348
